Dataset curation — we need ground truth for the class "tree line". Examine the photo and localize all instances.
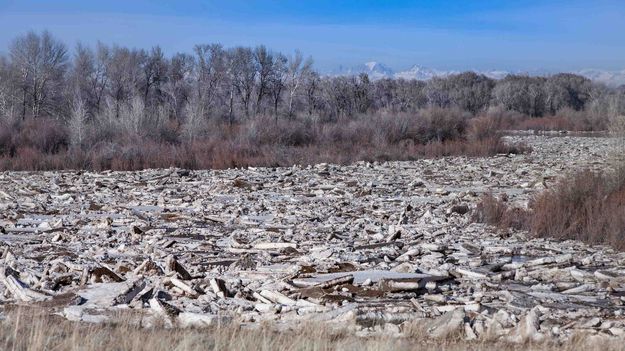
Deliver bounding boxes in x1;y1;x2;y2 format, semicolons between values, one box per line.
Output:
1;31;624;125
1;31;623;170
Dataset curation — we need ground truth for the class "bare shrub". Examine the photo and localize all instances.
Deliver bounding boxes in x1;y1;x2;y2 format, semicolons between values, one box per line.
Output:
15;118;68;153
475;168;625;251
609;115;625;137
417;107;469;143
514;116;576;131
0;107;529;171
467;115;502;141
473;194;529;231
500;108;609;132
68;98;88;148
4;146;69;171
553;108;607;131
182;98;205;142
0;119;16;156
158;119;181;144
119;96;145;136
322;117;378;146
374;113;417;143
530;169;625;250
483;105;526;128
243;117;318;147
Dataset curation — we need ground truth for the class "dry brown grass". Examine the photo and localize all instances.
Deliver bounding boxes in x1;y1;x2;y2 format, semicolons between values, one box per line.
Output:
530;169;625;250
474;168;625;250
472;193;530;232
511;113;605;132
1;308;623;351
0;137;522;171
474;107;609;133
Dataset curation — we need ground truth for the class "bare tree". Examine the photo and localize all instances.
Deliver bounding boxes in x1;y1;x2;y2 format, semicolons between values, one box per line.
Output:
106;46;144;118
182;94;205;142
425;77;452;108
447;72;494;114
70;42;110;116
285;51;312;119
353;73;373;114
393;79;427;112
544;73;592;114
194;44;227;115
3;29;625;157
9;31;68;118
120;95;145;136
163;52;194;121
230;47;256;118
323;76;356;120
68;97;88;148
0;55;15;119
303;70;320;116
268;53;287;119
253;45;275;115
492;75;547;117
372;78;396;111
141;46;168;106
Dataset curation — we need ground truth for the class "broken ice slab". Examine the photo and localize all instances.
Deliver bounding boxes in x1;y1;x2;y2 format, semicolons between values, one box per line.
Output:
0;136;623;342
292;270;440;286
77;281;138;308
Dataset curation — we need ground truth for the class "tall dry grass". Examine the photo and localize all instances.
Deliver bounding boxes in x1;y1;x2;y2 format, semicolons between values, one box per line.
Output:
474;168;625;250
0;308;623;351
530;169;625;249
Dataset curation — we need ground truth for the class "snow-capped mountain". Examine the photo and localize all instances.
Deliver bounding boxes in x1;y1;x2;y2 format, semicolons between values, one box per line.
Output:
394;66;512;80
393;65;456;80
331;62;625;87
577;69;625;87
480;70;510;80
332;63;505;81
332;62;394;80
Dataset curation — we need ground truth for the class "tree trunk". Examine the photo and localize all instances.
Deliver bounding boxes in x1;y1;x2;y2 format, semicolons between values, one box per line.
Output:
229;88;234;126
21;88;27;120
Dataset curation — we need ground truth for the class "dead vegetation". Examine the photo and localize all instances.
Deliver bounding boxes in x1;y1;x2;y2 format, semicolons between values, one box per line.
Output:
0;308;623;351
0;108;526;171
531;168;625;250
474;167;625;250
472;194;530;231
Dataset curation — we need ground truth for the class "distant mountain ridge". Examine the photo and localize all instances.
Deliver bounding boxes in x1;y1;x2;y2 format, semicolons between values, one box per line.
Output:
332;62;394;80
331;62;625;87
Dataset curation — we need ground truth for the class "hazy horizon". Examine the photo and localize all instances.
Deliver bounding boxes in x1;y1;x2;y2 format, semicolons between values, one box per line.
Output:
1;0;624;72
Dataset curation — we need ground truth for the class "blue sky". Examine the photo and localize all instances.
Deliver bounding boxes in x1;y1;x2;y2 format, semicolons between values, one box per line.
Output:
0;0;624;72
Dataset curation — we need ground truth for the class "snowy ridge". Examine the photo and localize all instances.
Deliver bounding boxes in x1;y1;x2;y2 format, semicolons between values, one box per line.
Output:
331;62;625;87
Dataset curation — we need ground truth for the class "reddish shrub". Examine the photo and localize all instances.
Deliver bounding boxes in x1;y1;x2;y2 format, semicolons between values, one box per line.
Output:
467;116;502;141
530;169;625;249
515;116;576;131
475;168;625;251
416;107;469;143
505;109;608;132
473;193;530;231
16;118;69;153
0;109;530;171
0;120;16;156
